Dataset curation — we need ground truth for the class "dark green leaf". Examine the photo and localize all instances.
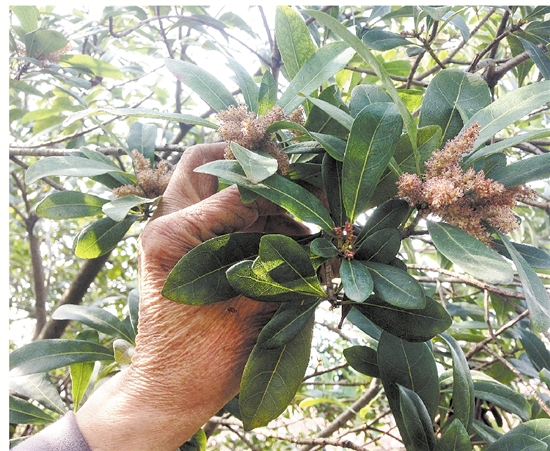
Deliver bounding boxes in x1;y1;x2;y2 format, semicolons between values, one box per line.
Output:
304;95;353;131
258;71;278;115
362;28;414;51
518;37;550;80
342;102;403;222
305;84;350;139
349;84;392;117
128;122;157;163
9;395;56;425
398;385;437;451
496;231;550;334
52;304;134;343
24;29;68;59
240;316;314;430
127;289;139;334
310;237;338;259
419;68;491;145
162;233;262;305
355;295;451;342
340;259;374;303
78;148;136;189
257;299;320;349
277;42;355;114
487;419;550;450
275;6;317;81
102;195;158;222
489;153;550;187
226;56;259;113
322;154;347;226
195;160;335;234
474;380;531;421
362;261;426;309
36;191;108;220
312;132;346;161
355;228;401;264
434;418;473;451
428;221;513;285
74;215;137;259
9;373;66;415
179;428;207;451
165;59;237;112
358;198;410;241
230;142;278;184
520;329;550;372
10;339;113;376
343;345;380;377
347;307;382;340
439;333;475;432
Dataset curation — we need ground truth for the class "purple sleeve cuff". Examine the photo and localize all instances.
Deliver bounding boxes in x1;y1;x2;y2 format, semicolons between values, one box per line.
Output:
13;412;91;451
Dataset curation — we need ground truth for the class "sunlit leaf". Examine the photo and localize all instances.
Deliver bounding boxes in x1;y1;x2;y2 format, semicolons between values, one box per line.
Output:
258;70;278;115
128;122;156;162
362;28;414;51
60;54;124;79
102;194;158;222
24;29;68;59
9;373;66;415
230;142;278;184
489;153;550;187
36;191;108;220
74;216;137;259
340;258;374;303
9;395;56;425
226;56;259;113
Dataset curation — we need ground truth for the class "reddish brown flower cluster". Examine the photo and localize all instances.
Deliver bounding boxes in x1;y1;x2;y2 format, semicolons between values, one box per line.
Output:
334;221;356;259
113;150;173;199
397;123;528;244
216;104;305;175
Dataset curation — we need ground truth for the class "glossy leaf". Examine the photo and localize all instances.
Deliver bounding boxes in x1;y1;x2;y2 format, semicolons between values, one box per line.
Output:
496;231;550;334
163;233;262;305
77;148;136;189
275;6;317;81
464;79;550;150
10;339;113;376
419;68;491;145
257;299;320;349
488;153;550;187
9;373;66;415
239;316;314;430
74;215;137;259
362;28;414;51
310;237;338;259
128;122;156;162
342;102;403;222
428;221;513;285
520;329;550;372
36;191;108;220
358;198;410;241
258;71;277;115
305;84;350;139
362;261;426;309
102;194;158;222
398;385;437;451
355;228;401;264
9;395;56;425
25;156;128;185
226;56;259;113
340;258;374;303
52;304;134;343
277;42;355;114
195;160;335;234
485;419;550;451
312;132;346;161
343;345;380;377
439;333;475;432
518;37;550;80
70;360;94;412
322;154;347;226
230;142;278;184
474;380;531;421
354;296;451;342
165;59;237;112
434;418;473;451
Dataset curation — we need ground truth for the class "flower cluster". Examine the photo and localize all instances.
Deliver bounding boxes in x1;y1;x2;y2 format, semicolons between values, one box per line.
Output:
113;150;173;199
397;123;528;244
216;104;305;175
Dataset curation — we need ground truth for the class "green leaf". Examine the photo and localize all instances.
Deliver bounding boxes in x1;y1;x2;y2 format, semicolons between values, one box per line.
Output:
24;29;68;59
277;42;355;114
340;259;374;303
439;333;475;432
103;195;159;222
322;154;347;226
179;428;207;451
10;339;113;376
195;160;335;234
489;153;550;187
378;331;440;450
239;315;314;430
520;329;550;372
275;6;317;81
128;122;157;162
162;233;262;305
11;6;39;32
362;28;414;51
304;95;354;130
354;295;451;342
305;84;350;139
419;68;491;145
485;419;550;450
342;102;403;222
9;373;66;415
77;148;136;189
358;198;411;241
258;71;278;115
518;37;550;80
25;156;128;185
63;106;217;129
349;84;392;117
60;54;124;79
343;345;380;378
70;360;94;412
52;304;135;343
496;231;550;334
434;418;473;451
428;221;513;285
230;142;279;184
398;385;437;451
165;59;237;112
226;56;259;113
463;80;550;150
257;299;320;349
36;191;108;220
310;237;338;259
313;133;347;162
9;395;56;425
355;228;401;264
74;215;137;259
474;380;531;421
362;261;426;309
